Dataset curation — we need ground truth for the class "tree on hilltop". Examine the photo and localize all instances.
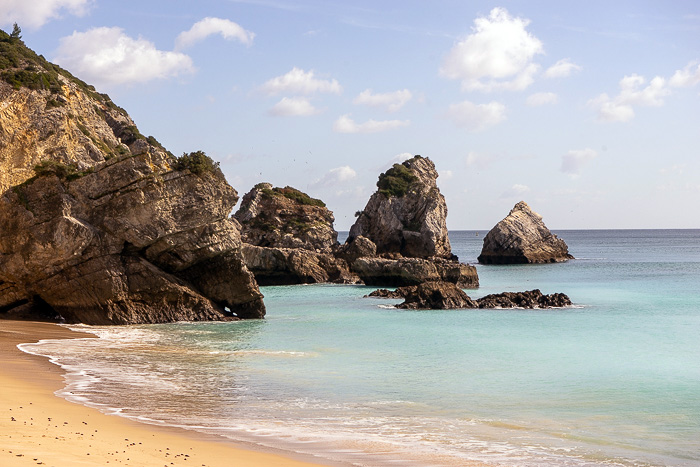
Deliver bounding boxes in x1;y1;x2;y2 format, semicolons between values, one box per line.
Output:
10;23;21;41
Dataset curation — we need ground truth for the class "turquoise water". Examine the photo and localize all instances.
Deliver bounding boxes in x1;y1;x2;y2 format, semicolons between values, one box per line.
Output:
20;230;700;466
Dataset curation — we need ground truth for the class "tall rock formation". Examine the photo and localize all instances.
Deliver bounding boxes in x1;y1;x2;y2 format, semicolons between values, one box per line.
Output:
343;155;478;288
478;201;573;264
0;30;265;323
348;155;452;259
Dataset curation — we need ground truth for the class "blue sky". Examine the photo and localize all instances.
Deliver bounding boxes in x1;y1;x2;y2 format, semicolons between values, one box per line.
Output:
2;0;699;230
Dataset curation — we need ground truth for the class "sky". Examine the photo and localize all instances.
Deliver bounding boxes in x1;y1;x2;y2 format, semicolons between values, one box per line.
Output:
1;0;699;230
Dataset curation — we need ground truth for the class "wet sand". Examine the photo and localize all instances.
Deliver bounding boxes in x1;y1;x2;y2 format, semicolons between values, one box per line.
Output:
0;320;331;467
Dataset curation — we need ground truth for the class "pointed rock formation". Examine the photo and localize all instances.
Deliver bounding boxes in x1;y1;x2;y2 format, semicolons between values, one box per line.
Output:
343;155;478;288
478;201;573;264
348;155;452;259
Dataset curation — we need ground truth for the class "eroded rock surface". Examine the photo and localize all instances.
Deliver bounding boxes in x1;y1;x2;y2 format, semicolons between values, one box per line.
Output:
348;156;452;259
0;36;265;324
475;289;572;309
234;183;337;252
0;152;265;324
366;283;571;310
478;201;573;264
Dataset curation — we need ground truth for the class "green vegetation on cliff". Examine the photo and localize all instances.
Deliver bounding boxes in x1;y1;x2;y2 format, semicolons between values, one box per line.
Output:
173;151;220;175
258;185;326;207
377;162;418;198
0;26;126;116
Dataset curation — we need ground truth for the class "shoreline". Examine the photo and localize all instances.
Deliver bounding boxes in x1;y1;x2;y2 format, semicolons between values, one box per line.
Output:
0;320;338;467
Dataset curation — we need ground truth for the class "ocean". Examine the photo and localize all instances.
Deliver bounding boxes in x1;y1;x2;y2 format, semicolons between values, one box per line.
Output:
19;230;700;466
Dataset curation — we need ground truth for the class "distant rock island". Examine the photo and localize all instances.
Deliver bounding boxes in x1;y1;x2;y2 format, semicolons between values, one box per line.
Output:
478;201;574;264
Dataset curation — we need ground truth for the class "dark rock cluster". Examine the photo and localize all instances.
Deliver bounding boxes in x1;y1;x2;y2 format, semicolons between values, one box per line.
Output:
367;283;572;310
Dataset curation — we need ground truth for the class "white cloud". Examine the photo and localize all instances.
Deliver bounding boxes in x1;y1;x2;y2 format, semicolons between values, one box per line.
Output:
445;100;506;132
333;115;409;134
260;67;341;96
544;58;582;78
268;97;320;116
669;61;700;88
561;148;598;175
500;184;530;198
353;89;412;112
440;7;544;92
54;27;194;87
526;92;558;106
175;17;254;50
588;74;669;122
465;151;495;170
0;0;90;29
311;166;357;187
439;169;454;180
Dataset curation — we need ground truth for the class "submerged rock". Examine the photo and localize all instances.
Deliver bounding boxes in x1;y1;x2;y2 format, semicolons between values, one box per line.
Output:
348;156;452;259
478;201;573;264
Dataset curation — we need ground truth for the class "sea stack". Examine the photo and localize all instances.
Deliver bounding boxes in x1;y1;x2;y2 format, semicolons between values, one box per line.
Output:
343;155;478;288
478;201;573;264
233;184;358;285
0;33;265;323
348;155;452;259
234;183;337;252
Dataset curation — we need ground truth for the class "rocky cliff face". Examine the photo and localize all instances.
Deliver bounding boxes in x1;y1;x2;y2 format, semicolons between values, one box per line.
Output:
234;183;337;252
348;156;452;259
478;201;573;264
0;34;265;324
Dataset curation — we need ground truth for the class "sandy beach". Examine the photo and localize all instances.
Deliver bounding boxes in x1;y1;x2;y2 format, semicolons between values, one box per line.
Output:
0;320;331;467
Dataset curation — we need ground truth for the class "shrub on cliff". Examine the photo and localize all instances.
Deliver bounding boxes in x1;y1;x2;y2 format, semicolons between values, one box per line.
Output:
173;151;220;175
377;163;418;198
277;186;326;207
33;160;93;181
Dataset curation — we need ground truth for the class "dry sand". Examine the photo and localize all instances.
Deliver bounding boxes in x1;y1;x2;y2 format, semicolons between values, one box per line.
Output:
0;320;330;467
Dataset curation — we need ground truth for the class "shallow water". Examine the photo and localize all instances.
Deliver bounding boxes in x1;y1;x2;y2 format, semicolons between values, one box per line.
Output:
20;230;700;466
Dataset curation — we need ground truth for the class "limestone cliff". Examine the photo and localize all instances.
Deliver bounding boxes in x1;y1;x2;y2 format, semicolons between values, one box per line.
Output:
348;156;452;259
0;31;265;323
478;201;573;264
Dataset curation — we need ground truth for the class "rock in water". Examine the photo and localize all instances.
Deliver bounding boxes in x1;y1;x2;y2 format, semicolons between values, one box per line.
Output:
395;282;478;310
366;284;572;310
0;34;265;324
348;155;452;259
234;183;337;252
476;290;572;308
478;201;573;264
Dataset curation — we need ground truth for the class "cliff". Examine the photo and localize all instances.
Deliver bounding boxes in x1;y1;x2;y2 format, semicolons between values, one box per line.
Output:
478;201;573;264
0;31;265;323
